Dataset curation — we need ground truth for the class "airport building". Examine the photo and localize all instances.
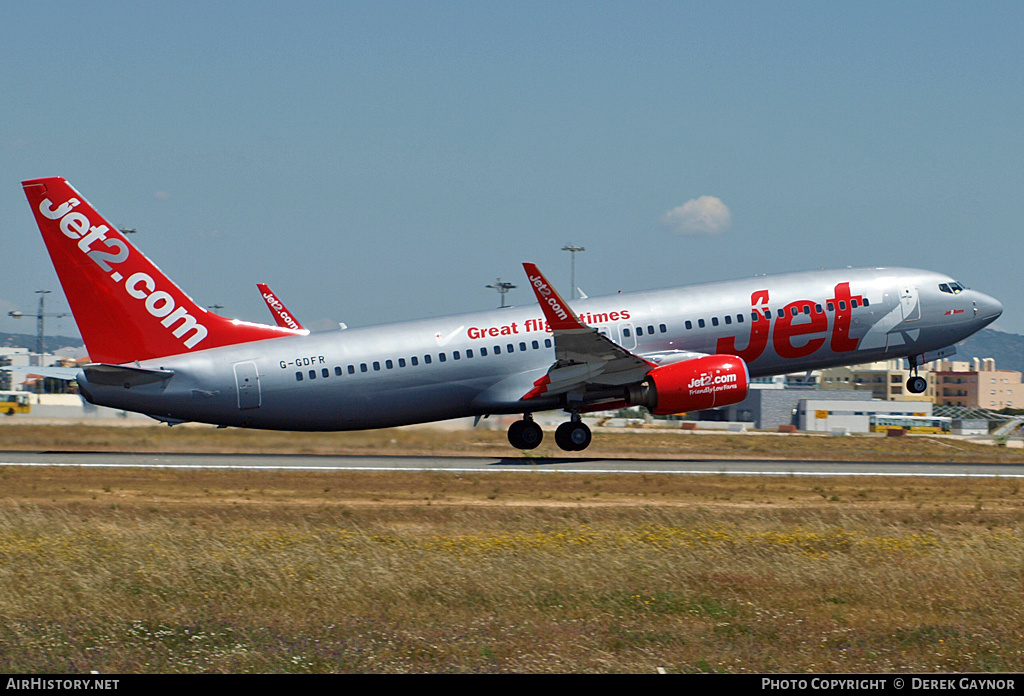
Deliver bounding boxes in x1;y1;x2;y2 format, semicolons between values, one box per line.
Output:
932;358;1024;410
797;398;933;433
711;386;938;434
817;359;935;402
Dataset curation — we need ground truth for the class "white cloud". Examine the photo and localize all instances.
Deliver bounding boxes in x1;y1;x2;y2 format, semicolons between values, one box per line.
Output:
660;196;732;236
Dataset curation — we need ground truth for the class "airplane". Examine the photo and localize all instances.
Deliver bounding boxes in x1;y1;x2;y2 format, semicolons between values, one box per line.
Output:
18;176;1003;451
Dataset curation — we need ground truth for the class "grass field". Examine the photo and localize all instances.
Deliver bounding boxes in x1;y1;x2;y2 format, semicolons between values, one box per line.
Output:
1;421;1023;462
1;423;1023;673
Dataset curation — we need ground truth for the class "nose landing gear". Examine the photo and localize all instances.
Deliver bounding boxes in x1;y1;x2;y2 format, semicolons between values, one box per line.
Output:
906;355;928;394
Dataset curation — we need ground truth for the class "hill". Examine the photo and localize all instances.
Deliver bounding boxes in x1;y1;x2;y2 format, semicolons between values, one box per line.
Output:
955;328;1024;374
0;331;85;354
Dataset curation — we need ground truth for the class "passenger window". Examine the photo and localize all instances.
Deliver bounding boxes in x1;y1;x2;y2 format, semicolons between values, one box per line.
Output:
466;349;473;358
519;342;526;351
348;365;355;374
438;353;446;362
659;324;667;333
803;305;810;314
544;339;552;348
398;358;406;367
507;344;514;353
424;355;432;364
452;351;460;360
815;304;822;314
295;372;303;381
647;325;655;334
322;368;329;378
839;301;847;310
360;363;368;372
636;327;643;336
623;328;631;337
851;299;859;308
386;359;393;369
494;346;501;354
532;340;539;349
373;361;380;371
765;310;772;319
827;302;835;311
480;347;488;357
712;317;719;326
724;315;732;325
334;366;343;376
791;306;798;316
863;297;870;307
411;356;419;366
685;320;692;330
698;318;705;328
737;314;744;324
309;370;316;380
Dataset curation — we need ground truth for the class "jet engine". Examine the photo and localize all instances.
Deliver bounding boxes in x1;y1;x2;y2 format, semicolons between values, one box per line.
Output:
625;354;749;415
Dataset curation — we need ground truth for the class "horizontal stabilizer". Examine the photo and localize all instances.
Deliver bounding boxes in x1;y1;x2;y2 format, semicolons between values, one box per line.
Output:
82;364;174;387
0;365;81;381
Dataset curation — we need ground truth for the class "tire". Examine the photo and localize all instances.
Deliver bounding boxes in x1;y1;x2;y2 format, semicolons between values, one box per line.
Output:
508;419;543;450
555;421;592;451
519;420;543;449
568;422;592;451
555;422;574;451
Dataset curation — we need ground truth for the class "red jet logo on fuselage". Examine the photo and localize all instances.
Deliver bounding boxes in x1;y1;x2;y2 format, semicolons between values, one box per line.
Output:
715;282;863;363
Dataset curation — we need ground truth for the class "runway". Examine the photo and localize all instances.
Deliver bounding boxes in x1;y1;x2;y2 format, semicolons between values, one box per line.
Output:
2;451;1024;478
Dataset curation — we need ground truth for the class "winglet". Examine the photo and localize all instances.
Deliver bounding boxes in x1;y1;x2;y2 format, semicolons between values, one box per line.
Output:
257;283;306;332
522;263;588;332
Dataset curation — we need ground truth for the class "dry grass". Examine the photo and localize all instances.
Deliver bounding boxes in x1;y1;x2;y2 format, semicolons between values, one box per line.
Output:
1;461;1023;673
1;421;1023;463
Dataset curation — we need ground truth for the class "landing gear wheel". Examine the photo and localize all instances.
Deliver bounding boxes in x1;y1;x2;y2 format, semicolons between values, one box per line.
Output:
508;419;543;450
907;375;927;394
555;421;592;451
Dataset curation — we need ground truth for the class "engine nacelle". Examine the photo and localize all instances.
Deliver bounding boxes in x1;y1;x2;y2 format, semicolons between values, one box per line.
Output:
625;354;749;415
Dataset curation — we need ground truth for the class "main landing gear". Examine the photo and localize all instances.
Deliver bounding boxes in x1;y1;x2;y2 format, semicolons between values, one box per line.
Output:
554;416;592;451
507;412;593;451
906;355;927;394
507;414;544;450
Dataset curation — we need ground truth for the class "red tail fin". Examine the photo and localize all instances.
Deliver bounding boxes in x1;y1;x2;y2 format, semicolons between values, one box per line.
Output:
22;177;304;364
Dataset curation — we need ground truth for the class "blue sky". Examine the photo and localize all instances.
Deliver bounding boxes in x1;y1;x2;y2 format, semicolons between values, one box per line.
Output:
2;1;1022;343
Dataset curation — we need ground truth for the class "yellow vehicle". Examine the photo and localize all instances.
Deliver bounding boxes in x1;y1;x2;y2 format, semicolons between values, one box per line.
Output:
0;391;31;415
870;415;951;434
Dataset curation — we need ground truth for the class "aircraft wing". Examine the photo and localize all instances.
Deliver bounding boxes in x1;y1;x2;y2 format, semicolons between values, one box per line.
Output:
520;263;657;401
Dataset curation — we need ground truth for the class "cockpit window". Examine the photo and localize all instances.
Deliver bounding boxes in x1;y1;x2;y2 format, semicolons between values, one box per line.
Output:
939;282;965;295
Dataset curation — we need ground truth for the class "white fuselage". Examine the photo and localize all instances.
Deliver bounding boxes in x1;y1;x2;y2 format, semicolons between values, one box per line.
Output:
77;266;1002;430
